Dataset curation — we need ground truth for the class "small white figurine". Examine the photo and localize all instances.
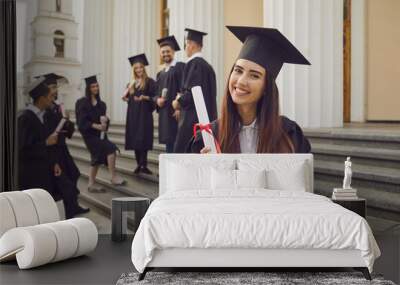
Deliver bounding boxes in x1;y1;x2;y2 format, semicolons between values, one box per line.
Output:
342;157;352;189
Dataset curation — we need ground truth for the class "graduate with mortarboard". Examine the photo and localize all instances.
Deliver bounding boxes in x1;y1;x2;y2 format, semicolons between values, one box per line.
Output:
18;76;88;218
38;73;81;194
189;26;311;154
123;53;157;174
75;75;126;191
172;28;217;153
154;35;185;153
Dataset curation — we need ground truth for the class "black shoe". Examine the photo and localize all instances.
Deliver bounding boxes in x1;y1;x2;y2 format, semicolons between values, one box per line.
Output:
133;166;141;174
141;167;153;175
74;206;90;215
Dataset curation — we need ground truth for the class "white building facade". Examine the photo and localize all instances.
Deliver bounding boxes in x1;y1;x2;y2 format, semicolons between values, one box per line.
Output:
17;0;367;128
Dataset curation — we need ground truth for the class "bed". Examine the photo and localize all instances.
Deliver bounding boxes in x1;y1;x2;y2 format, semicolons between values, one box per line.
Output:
131;154;380;280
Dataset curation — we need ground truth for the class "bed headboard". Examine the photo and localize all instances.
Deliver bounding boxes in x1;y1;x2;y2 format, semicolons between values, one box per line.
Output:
159;154;314;196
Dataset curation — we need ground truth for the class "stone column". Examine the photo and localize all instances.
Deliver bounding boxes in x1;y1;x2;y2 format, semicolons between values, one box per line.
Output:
264;0;344;128
168;0;225;114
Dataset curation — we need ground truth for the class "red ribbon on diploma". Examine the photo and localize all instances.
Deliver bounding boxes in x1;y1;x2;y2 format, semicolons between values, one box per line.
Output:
193;123;221;153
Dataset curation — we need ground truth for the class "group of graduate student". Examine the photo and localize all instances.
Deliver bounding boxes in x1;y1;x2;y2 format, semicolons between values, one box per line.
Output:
120;28;217;175
118;25;311;168
76;25;312;181
18;74;90;219
18;25;313;205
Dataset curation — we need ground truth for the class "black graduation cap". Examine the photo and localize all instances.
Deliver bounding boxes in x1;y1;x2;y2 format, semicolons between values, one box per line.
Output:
27;77;49;99
185;28;207;46
84;75;98;86
226;26;311;79
35;73;68;85
157;35;180;51
128;53;149;66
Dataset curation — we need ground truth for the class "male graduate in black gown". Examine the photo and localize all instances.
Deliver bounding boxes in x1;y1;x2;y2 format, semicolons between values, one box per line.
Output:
18;77;89;218
38;73;81;194
155;35;185;153
172;28;217;153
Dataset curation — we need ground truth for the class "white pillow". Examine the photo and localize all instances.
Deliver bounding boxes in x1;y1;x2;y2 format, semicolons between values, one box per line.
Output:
211;169;267;191
238;158;308;191
167;162;210;191
266;162;306;191
236;169;267;189
211;168;236;190
167;159;236;192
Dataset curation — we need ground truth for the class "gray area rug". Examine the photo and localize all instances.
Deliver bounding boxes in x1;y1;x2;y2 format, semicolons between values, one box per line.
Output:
116;271;396;285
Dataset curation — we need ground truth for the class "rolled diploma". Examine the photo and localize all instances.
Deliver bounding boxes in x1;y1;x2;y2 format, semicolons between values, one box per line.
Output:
55;118;67;133
161;88;168;99
100;116;108;140
192;86;217;154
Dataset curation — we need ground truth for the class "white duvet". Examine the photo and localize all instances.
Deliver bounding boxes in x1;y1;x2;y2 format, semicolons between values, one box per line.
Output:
131;190;380;273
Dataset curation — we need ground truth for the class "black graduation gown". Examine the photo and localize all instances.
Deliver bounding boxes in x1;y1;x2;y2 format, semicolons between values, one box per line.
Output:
174;57;217;153
188;116;311;153
75;97;118;166
155;62;185;144
125;78;156;151
18;110;59;199
44;103;80;188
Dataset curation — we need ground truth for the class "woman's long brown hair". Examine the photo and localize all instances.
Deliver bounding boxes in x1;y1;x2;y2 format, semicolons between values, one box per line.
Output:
129;62;149;91
218;67;294;153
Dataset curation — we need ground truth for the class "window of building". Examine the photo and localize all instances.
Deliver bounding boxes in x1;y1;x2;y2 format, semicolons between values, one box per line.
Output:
54;30;65;58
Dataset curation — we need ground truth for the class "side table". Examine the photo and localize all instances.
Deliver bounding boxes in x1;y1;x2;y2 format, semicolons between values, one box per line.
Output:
111;197;151;241
332;198;366;218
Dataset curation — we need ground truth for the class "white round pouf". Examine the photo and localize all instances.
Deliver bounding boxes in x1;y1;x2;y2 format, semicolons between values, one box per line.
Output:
1;192;39;227
43;221;79;263
0;226;57;269
24;189;60;223
0;196;17;237
67;218;98;257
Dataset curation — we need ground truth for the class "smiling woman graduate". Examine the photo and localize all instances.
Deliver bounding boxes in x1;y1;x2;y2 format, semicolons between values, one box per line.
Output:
189;26;311;154
123;53;157;175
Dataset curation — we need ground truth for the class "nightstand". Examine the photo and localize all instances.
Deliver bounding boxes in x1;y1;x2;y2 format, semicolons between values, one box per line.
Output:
332;198;366;218
111;197;151;242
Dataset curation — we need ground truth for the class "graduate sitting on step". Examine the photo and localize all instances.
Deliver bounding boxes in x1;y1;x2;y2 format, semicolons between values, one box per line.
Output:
75;75;126;192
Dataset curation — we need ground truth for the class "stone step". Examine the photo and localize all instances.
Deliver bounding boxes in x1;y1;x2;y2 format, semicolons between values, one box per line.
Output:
312;142;400;162
77;177;140;231
314;160;400;187
69;138;398;192
73;156;159;199
305;129;400;150
70;132;165;155
67;140;161;176
311;142;400;170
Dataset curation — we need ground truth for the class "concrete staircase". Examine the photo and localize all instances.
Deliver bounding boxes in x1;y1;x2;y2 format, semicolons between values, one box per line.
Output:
67;120;400;223
67;120;160;217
